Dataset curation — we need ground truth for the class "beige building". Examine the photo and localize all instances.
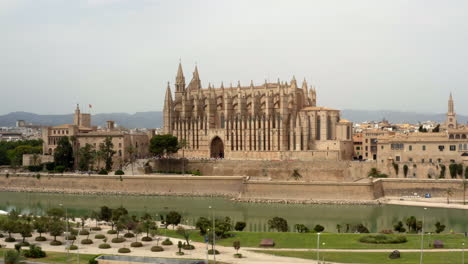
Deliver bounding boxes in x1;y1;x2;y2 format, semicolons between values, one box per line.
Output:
42;105;151;169
375;95;468;178
163;63;354;160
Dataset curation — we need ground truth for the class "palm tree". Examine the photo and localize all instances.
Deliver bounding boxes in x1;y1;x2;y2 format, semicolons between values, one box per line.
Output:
126;146;136;175
368;168;381;177
446;188;454;204
4;250;25;264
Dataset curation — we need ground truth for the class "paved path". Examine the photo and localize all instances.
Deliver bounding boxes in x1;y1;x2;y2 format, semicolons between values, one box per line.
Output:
246;247;467;252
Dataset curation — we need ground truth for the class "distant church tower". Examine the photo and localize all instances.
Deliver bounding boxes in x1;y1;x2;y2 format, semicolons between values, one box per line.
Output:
446;93;457;129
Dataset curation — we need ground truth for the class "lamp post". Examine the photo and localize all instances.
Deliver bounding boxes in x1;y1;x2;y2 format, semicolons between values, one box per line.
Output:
209;206;216;264
420;207;427;264
316;232;321;262
59;204;69;264
206;229;210;264
322;242;326;264
463;242;465;264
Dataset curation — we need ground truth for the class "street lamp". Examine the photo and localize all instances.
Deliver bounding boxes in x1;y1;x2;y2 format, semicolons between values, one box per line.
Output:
420;207;428;264
209;206;216;264
463;242;465;264
316;233;321;262
322;242;326;264
59;204;69;264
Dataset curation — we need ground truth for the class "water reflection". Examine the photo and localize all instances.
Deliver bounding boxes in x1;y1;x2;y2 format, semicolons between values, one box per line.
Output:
0;192;466;232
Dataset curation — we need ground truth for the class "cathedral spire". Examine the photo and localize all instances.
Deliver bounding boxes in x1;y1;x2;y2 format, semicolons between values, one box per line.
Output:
175;62;185;92
448;92;454;114
187;65;201;90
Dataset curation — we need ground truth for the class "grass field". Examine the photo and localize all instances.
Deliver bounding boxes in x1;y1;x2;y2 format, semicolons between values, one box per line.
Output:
254;250;468;264
164;229;467;249
0;248;96;264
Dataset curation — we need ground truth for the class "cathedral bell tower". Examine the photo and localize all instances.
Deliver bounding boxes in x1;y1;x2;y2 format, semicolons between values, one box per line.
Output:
446;93;457;129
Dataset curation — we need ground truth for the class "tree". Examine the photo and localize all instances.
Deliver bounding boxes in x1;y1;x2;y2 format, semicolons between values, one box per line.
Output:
440;164;446;178
141;218;156;239
234;221;246;232
449;164;458;179
99;136;116;171
133;223;144;242
53;137;74;169
100;206;113;222
446;188;454;204
457;164;464;177
149;135;179;157
18;223;33;244
119;214;137;235
393;221;406;233
176;226;192;246
2;219;18;240
403;165;409;178
48;220;65;242
195;217;211;235
336;224;342;233
78;144;94;171
214;217;232;238
165;211;182;229
111;206;128;230
405;216;417;232
3;250;25;264
126;146;136;175
46;208;65;220
33;217;48;239
80;215;88;230
435;221;446;233
392;163;399;176
233;240;240;254
314;224;325;233
294;224;309;233
267;217;288;232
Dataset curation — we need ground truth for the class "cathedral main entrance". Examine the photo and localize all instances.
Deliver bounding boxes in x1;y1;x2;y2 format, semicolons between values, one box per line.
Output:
210;136;224;158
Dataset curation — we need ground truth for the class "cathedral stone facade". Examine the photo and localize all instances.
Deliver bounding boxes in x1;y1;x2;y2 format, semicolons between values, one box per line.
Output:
163;63;353;160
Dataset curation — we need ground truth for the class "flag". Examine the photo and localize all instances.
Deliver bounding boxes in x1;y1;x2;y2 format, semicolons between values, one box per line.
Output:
89;104;92;108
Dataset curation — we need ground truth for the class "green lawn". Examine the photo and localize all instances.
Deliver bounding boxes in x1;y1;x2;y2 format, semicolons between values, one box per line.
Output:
164;229;467;249
254;250;468;264
0;248;96;264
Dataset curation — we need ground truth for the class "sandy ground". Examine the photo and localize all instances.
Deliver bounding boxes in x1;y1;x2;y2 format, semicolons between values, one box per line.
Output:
1;220;322;264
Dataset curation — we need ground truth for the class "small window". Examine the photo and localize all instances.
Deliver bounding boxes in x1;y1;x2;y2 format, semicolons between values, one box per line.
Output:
429;158;433;163
421;159;425;163
409;145;413;151
381;146;384;149
365;146;368;151
450;145;456;151
438;145;445;151
395;156;401;162
356;147;361;150
422;145;426;151
409;158;413;162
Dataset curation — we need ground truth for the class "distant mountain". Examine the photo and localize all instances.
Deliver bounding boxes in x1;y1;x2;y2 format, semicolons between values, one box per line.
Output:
0;111;163;129
341;109;468;124
1;109;467;128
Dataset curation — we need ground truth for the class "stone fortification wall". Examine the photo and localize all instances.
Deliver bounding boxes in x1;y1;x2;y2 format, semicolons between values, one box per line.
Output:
0;174;244;197
240;181;376;201
376;178;466;199
150;159;377;182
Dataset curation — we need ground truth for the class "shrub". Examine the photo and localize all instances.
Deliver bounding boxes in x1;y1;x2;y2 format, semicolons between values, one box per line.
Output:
28;165;42;172
359;235;407;244
65;235;76;241
176;252;185;256
294;224;309;233
151;246;164;252
88;255;101;264
314;225;325;233
130;242;143;248
111;237;125;243
68;245;78;250
234;222;246;232
94;234;105;239
5;237;16;242
50;240;62;246
141;236;152;241
356;224;370;233
123;232;134;238
18;241;30;247
393;221;406;233
435;222;446;234
114;170;124;175
98;169;108;175
268;217;288;232
161;238;173;246
35;236;46;241
234;253;242;258
90;227;102;231
208;249;220;255
118;248;131;253
81;239;93;244
23;244;46;258
98;243;111;249
54;165;65;173
183;244;195;250
79;230;90;236
380;230;394;234
107;230;117;234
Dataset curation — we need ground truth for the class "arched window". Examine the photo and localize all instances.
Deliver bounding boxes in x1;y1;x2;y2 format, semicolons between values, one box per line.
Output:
220;113;225;129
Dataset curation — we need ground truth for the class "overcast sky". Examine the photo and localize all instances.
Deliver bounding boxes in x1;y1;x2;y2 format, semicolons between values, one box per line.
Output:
1;0;467;115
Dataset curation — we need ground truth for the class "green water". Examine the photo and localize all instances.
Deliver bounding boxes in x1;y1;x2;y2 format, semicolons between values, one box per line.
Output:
0;191;466;233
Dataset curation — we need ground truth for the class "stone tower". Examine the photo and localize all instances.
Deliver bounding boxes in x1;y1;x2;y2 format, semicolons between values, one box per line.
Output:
446;93;457;129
